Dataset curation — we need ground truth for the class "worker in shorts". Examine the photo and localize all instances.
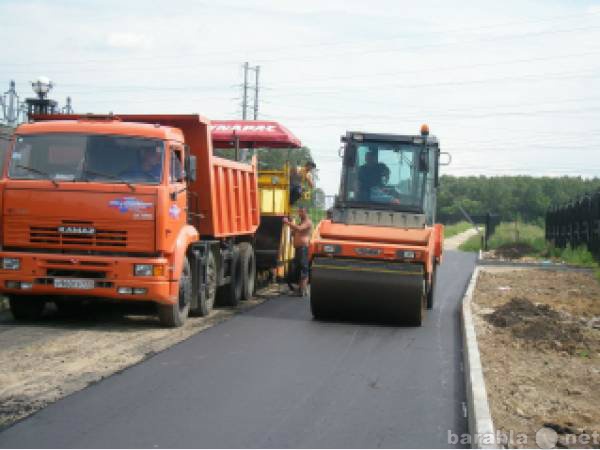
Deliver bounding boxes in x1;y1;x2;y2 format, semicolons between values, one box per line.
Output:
283;207;313;297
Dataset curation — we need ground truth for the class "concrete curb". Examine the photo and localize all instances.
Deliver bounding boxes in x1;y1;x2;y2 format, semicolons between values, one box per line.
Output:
462;266;497;448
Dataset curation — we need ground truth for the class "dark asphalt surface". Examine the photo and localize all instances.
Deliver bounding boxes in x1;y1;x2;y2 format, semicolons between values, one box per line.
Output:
0;250;476;449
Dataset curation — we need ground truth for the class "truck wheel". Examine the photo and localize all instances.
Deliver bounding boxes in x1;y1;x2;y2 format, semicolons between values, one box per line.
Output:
190;250;217;317
239;242;256;301
216;246;242;308
426;264;438;310
9;296;45;321
158;257;191;327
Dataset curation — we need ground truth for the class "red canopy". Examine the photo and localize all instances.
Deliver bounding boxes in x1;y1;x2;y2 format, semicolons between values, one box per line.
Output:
210;120;301;149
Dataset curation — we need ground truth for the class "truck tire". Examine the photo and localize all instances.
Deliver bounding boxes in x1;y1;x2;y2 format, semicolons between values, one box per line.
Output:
239;242;256;301
158;257;191;327
426;264;438;310
190;250;217;317
9;296;45;321
216;246;242;308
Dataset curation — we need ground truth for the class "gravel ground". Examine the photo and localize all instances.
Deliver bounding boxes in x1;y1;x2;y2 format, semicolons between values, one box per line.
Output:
472;268;600;449
0;285;283;429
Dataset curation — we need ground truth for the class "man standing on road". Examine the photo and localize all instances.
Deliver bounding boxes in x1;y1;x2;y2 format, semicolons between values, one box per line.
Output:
283;207;313;297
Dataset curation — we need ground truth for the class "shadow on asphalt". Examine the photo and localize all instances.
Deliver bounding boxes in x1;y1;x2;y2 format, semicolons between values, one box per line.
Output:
1;302;163;330
243;294;429;329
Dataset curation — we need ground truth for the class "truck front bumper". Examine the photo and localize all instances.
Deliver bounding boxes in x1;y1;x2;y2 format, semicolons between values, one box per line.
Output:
0;251;178;305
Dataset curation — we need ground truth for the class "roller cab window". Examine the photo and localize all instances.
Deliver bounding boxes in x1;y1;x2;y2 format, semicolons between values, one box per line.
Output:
342;141;428;212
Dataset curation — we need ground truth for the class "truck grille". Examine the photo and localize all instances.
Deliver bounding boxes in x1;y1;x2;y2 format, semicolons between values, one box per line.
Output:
46;269;107;279
30;225;127;247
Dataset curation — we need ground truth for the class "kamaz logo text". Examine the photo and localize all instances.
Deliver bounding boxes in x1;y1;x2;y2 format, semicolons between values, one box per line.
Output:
57;226;96;235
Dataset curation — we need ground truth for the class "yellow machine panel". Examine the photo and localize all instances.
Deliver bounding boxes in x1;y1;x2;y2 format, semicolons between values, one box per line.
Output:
258;165;291;216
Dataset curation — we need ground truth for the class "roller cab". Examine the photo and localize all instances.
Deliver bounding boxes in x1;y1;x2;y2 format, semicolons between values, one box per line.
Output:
310;127;445;325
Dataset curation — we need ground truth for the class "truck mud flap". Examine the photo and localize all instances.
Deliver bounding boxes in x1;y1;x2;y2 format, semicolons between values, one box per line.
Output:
310;257;425;325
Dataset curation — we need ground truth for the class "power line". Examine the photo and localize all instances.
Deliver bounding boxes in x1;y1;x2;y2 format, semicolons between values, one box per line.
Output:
2;9;598;69
41;46;600;95
264;69;600;98
266;48;600;88
5;21;600;77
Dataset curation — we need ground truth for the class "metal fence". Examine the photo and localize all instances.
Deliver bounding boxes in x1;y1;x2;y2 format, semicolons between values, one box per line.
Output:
545;192;600;254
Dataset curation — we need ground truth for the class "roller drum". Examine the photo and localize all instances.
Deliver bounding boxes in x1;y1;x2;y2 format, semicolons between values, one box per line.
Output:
310;257;425;325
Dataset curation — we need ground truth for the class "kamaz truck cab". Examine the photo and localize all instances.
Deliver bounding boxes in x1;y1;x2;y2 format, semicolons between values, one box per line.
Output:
309;125;445;325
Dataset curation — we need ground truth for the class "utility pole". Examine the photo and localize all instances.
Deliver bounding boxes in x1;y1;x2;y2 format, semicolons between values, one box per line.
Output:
62;96;74;114
253;66;260;120
240;62;260;120
242;62;249;120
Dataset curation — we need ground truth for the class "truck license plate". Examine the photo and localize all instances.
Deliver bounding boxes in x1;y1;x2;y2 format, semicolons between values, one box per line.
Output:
53;279;95;290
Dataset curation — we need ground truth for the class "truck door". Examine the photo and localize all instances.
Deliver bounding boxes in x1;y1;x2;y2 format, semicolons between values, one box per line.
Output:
168;145;187;231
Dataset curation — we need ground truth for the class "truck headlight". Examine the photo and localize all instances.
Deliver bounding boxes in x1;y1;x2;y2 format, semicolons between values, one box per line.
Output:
134;264;164;276
134;264;153;276
2;258;21;270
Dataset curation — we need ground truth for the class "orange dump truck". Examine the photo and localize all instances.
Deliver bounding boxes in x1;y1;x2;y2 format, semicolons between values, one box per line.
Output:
0;114;259;326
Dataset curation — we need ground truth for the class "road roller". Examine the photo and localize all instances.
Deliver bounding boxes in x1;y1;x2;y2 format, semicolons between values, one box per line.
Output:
309;125;446;325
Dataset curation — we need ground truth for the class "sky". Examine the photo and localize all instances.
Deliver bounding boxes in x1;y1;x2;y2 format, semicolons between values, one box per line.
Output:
1;0;599;195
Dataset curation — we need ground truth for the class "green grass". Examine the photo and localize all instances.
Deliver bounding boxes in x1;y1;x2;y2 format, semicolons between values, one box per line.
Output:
459;233;484;252
458;221;600;272
547;245;598;269
489;222;547;253
444;221;472;238
459;222;544;253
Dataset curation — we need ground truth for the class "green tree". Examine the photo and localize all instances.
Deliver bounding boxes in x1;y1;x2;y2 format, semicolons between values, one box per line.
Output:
436;175;600;224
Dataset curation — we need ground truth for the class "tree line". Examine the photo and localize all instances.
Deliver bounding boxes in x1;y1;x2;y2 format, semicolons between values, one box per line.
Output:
437;175;600;225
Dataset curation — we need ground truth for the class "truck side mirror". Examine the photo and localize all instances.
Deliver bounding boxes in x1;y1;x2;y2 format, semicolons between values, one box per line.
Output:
343;143;357;167
186;154;197;182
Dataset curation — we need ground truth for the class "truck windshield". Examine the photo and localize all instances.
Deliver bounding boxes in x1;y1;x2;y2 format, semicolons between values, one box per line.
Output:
343;142;426;210
8;134;164;184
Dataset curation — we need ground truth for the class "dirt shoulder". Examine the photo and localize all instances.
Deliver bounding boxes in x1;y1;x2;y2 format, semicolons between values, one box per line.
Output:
0;286;282;429
472;268;600;448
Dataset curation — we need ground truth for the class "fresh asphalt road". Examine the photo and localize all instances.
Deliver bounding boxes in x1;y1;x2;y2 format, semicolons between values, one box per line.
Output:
0;250;477;449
